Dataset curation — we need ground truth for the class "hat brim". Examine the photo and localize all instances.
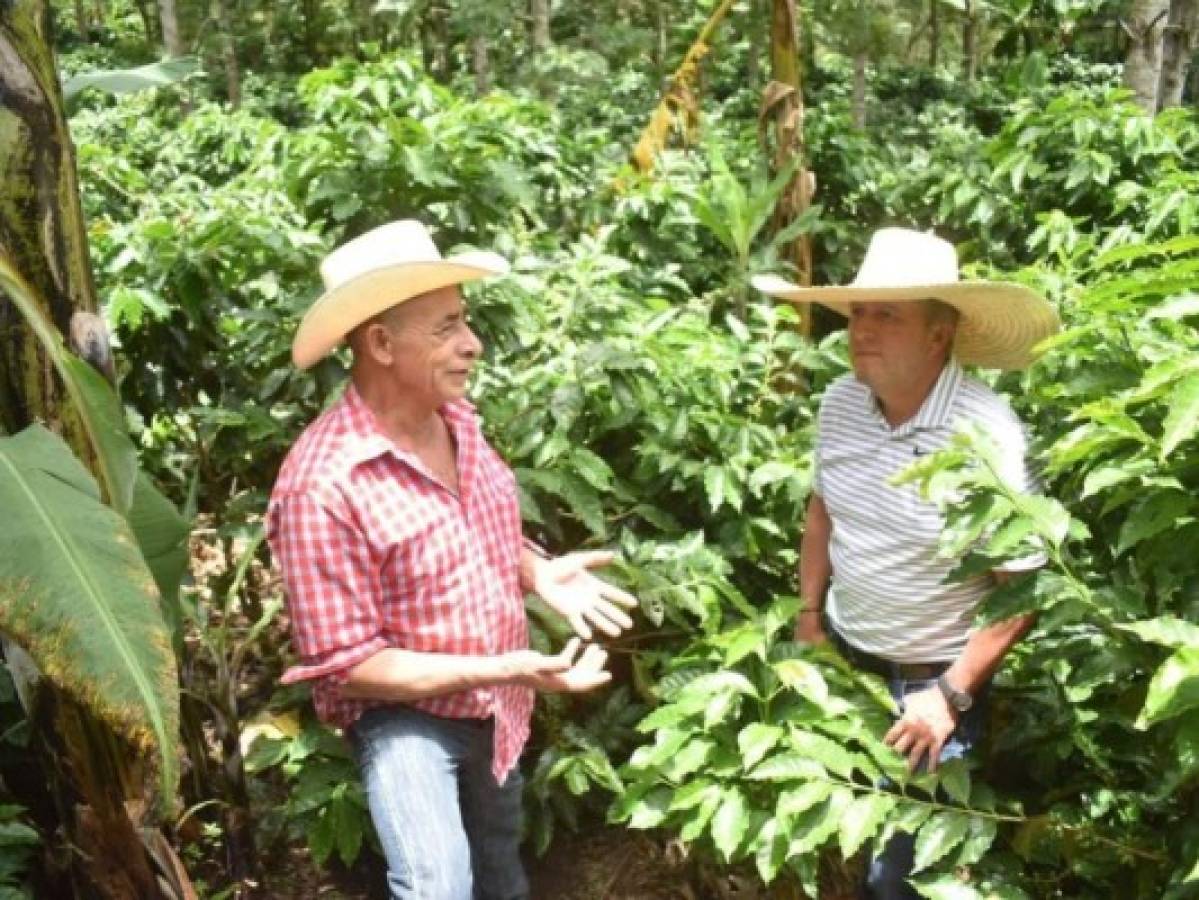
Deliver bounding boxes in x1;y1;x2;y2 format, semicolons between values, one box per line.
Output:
750;274;1060;371
293;251;509;369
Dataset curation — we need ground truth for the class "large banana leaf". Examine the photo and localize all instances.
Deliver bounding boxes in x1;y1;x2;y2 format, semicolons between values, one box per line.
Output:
0;425;179;808
128;472;192;652
0;254;137;514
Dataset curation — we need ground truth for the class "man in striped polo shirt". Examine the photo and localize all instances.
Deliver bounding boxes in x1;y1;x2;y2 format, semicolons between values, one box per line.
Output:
754;228;1059;899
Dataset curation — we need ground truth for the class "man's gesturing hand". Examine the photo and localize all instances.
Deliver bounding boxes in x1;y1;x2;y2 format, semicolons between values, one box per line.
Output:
531;550;638;640
884;686;959;772
506;638;612;692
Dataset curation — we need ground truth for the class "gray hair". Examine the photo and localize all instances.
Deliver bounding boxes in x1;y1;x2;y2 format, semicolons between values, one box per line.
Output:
922;298;961;328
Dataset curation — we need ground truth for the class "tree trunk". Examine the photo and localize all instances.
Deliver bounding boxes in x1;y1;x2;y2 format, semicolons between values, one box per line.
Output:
1123;0;1170;112
300;0;319;64
652;0;667;73
851;50;866;127
929;0;939;68
71;0;90;38
158;0;182;57
530;0;550;50
131;0;159;45
0;3;191;897
763;0;812;332
962;0;978;81
211;0;240;107
472;34;491;95
1157;0;1199;108
424;1;450;81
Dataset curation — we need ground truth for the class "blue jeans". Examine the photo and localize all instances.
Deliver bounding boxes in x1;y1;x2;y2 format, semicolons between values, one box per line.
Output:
865;677;987;900
350;706;529;900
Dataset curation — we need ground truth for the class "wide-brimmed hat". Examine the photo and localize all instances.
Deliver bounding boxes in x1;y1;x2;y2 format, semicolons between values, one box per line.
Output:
751;228;1059;370
292;219;510;369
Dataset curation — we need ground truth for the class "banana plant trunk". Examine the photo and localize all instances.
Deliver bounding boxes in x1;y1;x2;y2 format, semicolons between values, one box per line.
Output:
211;0;240;107
1157;0;1199;109
0;2;187;897
1124;0;1170;112
531;0;550;51
764;0;813;333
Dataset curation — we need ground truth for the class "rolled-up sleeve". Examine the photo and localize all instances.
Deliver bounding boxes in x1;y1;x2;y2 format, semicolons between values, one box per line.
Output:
267;491;389;684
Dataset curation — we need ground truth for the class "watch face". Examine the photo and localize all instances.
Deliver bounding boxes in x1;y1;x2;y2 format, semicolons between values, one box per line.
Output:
939;674;972;712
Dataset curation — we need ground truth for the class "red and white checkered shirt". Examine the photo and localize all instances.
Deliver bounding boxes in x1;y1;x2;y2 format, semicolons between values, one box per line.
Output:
266;384;534;782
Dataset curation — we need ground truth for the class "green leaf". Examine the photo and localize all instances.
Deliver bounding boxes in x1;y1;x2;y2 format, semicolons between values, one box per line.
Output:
0;257;138;513
737;723;784;770
1117;491;1191;554
912;812;972;873
954;815;997;867
777;780;833;817
839;793;897;859
788;730;856;779
748;751;826;781
788;786;854;855
1160;374;1199;458
937;758;971;805
570;446;615;491
754;818;788;884
710;786;750;861
0;426;179;811
307;807;335;866
774;659;830;706
330;794;364;866
911;876;984;899
127;473;192;649
1117;617;1199;649
1137;647;1199;728
626;786;672;829
704;466;726;513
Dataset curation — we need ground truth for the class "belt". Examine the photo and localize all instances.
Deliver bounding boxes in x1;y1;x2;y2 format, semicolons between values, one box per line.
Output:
830;629;950;681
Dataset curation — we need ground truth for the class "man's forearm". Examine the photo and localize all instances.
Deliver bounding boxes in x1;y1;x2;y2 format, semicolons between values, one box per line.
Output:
799;494;832;611
343;647;517;702
943;613;1035;695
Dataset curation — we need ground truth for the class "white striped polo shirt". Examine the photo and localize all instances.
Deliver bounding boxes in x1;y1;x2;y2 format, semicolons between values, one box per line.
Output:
815;359;1043;663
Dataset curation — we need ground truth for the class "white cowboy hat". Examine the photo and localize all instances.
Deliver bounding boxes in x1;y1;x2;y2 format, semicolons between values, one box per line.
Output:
292;219;510;369
751;228;1059;370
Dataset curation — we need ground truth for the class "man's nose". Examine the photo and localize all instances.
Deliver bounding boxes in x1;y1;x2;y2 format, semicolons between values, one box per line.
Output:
460;326;483;358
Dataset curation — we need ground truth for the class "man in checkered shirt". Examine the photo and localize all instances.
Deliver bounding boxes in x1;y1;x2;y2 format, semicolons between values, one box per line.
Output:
268;221;638;900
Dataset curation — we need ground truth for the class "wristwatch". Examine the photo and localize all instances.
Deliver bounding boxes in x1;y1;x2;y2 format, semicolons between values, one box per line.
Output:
937;673;973;713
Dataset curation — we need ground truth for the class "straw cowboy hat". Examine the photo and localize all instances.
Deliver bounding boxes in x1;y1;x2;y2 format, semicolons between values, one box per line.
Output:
751;228;1059;370
292;219;510;369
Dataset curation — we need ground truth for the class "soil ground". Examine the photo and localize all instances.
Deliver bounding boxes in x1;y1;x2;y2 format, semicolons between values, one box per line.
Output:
253;825;849;899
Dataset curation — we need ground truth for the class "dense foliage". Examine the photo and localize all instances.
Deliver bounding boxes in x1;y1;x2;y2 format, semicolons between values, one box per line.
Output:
1;0;1197;896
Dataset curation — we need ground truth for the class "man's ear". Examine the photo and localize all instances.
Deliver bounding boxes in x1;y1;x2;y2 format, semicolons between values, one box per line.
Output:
362;322;397;366
931;321;956;355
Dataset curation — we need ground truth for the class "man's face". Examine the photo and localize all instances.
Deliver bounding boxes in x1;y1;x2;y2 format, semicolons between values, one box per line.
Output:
847;301;948;395
378;285;483;406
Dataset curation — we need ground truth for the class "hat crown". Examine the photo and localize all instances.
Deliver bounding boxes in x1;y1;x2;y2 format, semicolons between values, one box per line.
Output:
851;228;961;290
320;220;444;293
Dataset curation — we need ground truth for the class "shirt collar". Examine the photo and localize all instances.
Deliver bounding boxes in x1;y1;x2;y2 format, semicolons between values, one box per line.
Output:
338;384;482;493
867;358;963;438
338;384;392;466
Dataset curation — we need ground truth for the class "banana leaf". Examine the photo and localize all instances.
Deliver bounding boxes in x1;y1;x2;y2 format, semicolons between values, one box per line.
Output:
0;425;179;808
128;472;192;653
0;255;137;514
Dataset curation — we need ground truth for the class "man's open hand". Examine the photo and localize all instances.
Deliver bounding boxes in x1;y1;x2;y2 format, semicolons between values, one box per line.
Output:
531;550;638;640
506;638;612;693
884;685;959;772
